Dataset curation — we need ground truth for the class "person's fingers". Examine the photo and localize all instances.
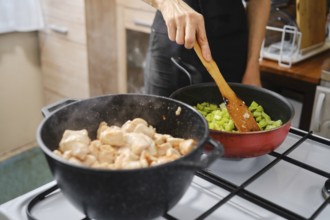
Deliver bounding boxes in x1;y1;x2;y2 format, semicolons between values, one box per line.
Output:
175;24;185;45
196;22;212;61
200;39;212;61
167;18;176;41
173;13;186;45
184;23;196;49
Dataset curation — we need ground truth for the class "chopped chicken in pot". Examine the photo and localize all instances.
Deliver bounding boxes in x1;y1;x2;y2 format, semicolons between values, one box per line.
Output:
54;118;197;170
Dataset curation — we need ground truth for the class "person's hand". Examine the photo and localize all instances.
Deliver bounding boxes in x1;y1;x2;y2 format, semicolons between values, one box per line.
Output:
156;0;212;61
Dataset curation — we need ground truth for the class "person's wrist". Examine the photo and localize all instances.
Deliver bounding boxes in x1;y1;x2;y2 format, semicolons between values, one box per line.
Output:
246;57;260;69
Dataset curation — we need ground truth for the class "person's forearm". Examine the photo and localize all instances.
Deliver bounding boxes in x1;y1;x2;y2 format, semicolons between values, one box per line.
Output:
241;0;270;86
245;0;271;66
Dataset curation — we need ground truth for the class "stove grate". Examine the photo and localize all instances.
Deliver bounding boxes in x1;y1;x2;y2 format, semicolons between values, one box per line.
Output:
26;128;330;220
195;128;330;220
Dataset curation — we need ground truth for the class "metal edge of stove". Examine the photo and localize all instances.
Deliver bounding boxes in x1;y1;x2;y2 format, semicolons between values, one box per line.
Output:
26;185;60;220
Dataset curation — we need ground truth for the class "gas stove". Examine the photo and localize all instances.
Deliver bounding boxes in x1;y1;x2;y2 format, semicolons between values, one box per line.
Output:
1;128;330;220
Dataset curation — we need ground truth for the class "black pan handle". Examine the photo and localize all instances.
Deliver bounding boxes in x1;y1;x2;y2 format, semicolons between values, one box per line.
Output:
41;99;78;118
171;57;203;85
177;137;224;170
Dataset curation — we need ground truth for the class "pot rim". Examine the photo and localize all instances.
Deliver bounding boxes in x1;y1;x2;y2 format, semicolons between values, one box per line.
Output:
36;93;211;173
170;82;295;135
209;120;292;135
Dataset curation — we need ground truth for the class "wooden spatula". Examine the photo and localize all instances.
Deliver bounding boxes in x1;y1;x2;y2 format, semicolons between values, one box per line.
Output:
193;42;260;132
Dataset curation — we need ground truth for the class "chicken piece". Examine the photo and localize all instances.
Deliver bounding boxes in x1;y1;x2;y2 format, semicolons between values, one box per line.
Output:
121;120;135;133
115;147;140;169
53;149;62;157
121;118;148;133
151;155;179;166
163;134;173;139
106;163;117;170
166;148;181;158
179;139;197;155
91;162;109;169
156;142;172;157
151;148;181;166
99;125;125;146
125;133;156;156
62;150;73;160
59;129;91;160
118;150;151;169
82;154;97;166
97;121;109;139
89;140;102;157
72;147;90;160
98;144;116;164
131;118;148;125
68;157;83;165
175;106;182;116
133;123;155;138
166;137;184;149
121;160;148;170
90;161;101;168
139;155;149;168
140;150;157;165
153;133;166;145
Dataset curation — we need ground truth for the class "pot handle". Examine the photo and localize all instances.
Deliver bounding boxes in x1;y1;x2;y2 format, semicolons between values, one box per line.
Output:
178;137;224;170
171;57;203;85
41;99;78;118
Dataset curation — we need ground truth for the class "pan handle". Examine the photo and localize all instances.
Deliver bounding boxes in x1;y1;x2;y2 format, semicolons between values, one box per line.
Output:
41;99;78;118
171;57;203;85
177;137;224;170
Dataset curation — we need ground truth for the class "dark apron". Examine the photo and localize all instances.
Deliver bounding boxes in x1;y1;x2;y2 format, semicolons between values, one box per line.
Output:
144;0;248;97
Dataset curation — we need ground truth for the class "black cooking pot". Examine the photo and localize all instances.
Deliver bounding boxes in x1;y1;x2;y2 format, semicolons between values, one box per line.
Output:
37;94;223;220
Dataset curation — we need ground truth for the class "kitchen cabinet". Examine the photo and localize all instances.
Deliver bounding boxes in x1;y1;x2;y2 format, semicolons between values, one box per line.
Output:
0;32;44;158
39;0;119;105
116;0;156;93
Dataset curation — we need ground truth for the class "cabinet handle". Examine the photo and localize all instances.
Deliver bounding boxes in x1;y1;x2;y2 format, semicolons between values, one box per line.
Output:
49;24;69;35
133;19;152;28
312;92;325;132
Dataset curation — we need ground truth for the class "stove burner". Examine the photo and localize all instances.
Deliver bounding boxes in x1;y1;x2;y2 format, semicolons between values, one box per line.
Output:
322;179;330;200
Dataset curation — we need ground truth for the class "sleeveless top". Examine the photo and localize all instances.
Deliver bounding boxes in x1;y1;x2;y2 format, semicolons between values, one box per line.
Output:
144;0;249;96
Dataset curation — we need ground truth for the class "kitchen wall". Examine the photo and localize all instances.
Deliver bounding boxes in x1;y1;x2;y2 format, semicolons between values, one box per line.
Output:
0;31;43;160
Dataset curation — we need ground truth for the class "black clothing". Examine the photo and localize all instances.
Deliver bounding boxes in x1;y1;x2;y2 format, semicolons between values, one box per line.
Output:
144;0;248;97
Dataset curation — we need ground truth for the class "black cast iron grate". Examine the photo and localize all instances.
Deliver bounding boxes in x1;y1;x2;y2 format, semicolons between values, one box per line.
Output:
26;128;330;220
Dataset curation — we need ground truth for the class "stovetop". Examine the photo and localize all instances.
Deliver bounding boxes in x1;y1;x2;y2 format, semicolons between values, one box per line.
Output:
1;128;330;220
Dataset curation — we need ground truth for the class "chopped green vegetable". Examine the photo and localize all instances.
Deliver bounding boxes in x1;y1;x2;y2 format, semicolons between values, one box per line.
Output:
194;101;283;132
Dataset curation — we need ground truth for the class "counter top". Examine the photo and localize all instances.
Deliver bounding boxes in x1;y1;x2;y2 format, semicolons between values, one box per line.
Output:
260;49;330;84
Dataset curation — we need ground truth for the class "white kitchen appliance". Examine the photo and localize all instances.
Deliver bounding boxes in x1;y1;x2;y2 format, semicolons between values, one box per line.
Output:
310;69;330;139
1;128;330;220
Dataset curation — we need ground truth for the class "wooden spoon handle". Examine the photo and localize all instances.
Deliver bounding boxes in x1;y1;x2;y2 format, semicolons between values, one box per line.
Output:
193;42;236;99
193;42;260;132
